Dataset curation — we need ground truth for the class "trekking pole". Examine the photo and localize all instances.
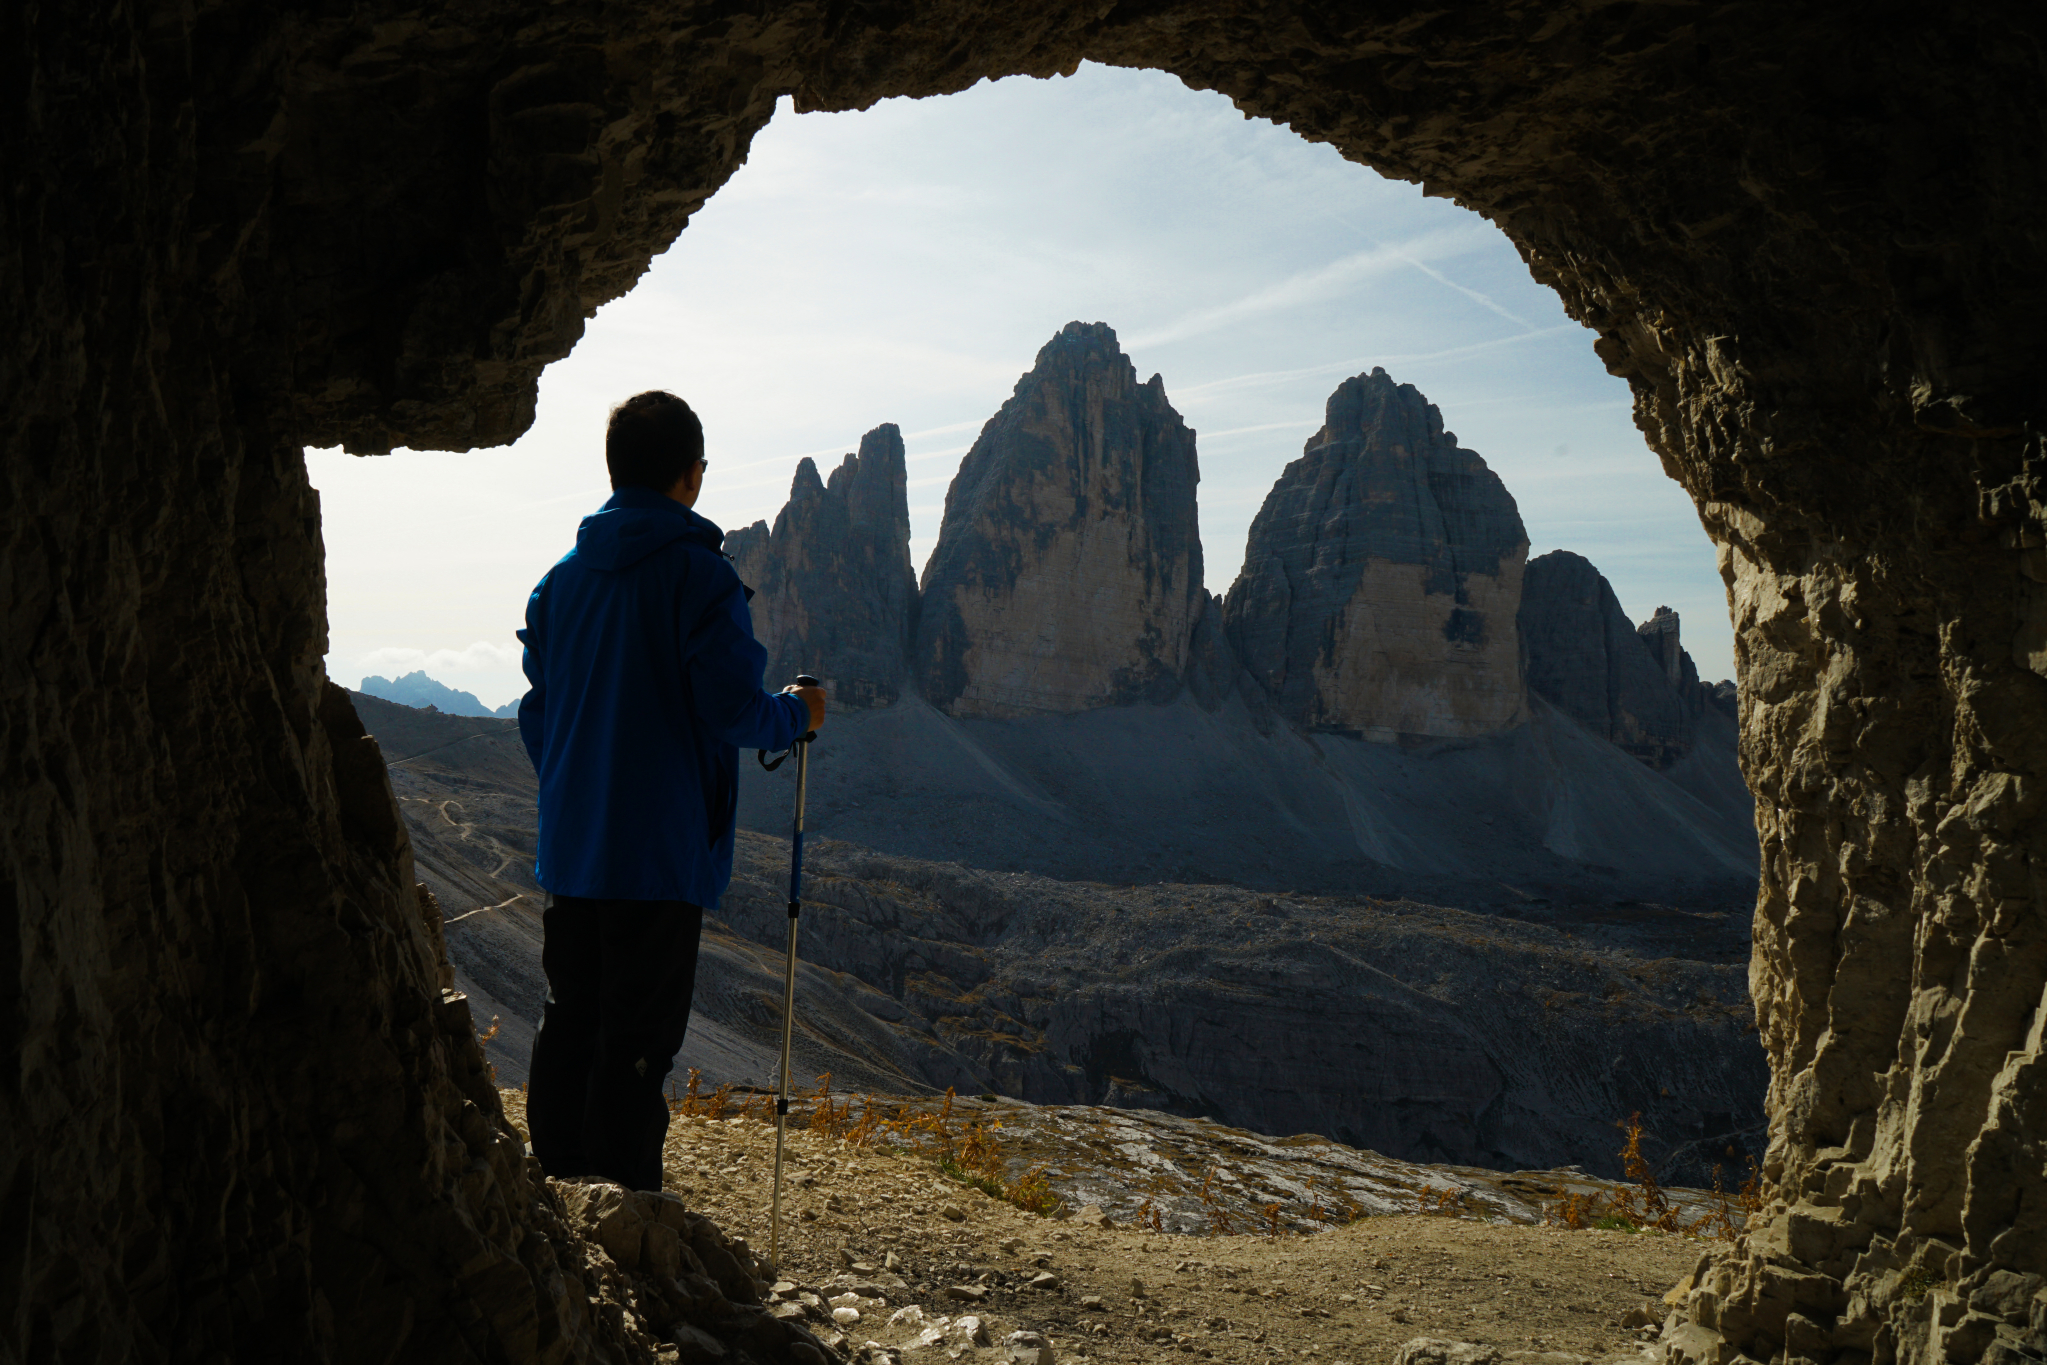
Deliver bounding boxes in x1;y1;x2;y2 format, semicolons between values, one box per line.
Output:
758;675;820;1270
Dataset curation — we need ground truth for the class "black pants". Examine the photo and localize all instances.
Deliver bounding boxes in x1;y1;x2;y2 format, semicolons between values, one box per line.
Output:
527;895;703;1192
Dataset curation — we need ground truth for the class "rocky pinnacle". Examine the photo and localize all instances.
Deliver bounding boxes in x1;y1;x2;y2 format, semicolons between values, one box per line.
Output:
1519;550;1693;767
1223;368;1529;739
728;423;918;709
914;322;1205;717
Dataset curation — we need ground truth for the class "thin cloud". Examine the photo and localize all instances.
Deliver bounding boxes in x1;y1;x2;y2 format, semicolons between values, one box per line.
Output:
904;418;987;441
1196;420;1318;441
1325;210;1544;332
1171;324;1578;403
439;484;611;528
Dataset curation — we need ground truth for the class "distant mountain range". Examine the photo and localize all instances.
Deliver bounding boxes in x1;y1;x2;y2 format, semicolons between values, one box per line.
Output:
732;321;1735;748
358;669;518;718
729;320;1753;903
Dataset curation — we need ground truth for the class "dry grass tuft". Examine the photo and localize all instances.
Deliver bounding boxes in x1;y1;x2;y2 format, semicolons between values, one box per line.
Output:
1542;1113;1761;1241
667;1073;1068;1219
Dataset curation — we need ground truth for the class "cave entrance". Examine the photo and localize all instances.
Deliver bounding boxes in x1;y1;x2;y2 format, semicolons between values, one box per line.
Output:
310;62;1728;721
31;6;2028;1360
316;60;1762;1189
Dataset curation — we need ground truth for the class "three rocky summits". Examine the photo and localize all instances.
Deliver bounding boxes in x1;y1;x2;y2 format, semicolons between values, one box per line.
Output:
730;320;1730;764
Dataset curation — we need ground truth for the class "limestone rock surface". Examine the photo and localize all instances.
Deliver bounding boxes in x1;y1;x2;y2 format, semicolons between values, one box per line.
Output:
1224;369;1528;739
727;424;917;709
915;322;1204;717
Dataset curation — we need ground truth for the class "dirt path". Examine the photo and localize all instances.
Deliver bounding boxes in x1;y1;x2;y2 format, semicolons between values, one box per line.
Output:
500;1091;1705;1364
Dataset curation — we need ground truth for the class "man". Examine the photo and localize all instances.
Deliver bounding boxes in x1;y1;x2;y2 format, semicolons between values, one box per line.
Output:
516;390;826;1192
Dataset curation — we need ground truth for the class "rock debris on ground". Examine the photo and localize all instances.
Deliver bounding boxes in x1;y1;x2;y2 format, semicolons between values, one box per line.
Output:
502;1090;1709;1365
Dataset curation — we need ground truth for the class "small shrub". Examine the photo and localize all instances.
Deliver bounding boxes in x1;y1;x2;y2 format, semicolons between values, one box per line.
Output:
938;1155;1005;1200
1418;1184;1474;1217
1897;1268;1939;1302
1006;1163;1061;1216
1605;1113;1682;1233
1549;1187;1601;1229
1199;1166;1234;1234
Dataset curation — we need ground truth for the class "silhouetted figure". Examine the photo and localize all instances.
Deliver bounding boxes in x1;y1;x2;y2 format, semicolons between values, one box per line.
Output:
516;391;827;1191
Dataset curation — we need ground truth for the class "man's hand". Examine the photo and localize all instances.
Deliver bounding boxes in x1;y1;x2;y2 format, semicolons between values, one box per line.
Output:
782;683;826;735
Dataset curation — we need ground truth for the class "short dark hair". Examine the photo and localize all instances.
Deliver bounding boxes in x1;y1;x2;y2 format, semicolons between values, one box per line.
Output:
606;391;704;491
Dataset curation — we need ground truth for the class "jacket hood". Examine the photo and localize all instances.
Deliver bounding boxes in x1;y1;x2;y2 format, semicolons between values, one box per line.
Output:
573;487;725;571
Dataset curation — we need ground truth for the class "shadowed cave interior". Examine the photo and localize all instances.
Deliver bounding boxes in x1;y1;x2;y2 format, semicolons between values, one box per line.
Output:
5;5;2045;1364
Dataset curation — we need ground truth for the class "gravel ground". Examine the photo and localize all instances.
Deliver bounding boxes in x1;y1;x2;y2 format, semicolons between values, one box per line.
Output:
500;1090;1710;1365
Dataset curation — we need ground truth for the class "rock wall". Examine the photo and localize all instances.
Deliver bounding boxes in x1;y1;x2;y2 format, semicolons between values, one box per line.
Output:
727;423;918;709
1224;368;1529;739
11;3;2046;1363
915;322;1205;717
1519;550;1694;766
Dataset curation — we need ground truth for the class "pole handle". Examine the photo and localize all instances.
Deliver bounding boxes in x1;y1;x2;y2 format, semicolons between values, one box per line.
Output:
760;675;823;767
794;674;820;743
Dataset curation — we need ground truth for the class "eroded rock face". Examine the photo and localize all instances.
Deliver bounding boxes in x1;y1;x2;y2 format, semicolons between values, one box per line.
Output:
13;3;2046;1363
767;853;1764;1186
915;322;1204;716
1224;369;1528;739
727;424;917;709
1519;550;1692;766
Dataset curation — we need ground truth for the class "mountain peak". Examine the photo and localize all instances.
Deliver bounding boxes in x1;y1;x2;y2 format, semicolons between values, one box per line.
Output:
727;422;916;710
916;323;1204;717
358;670;517;718
1223;368;1528;738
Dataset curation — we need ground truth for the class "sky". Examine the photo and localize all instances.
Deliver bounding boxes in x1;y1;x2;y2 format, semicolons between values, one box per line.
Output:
310;63;1731;711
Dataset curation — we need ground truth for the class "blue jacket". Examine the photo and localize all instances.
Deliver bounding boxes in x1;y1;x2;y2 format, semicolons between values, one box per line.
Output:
517;487;807;905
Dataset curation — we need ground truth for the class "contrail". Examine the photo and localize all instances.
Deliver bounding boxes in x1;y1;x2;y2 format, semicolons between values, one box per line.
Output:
1124;225;1494;350
1172;324;1576;402
1386;249;1542;332
1327;212;1547;333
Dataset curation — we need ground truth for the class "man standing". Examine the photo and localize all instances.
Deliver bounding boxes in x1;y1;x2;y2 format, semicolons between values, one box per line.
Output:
516;390;825;1192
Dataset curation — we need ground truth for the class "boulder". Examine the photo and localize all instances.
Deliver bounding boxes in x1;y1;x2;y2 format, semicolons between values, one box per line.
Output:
1223;368;1528;739
915;321;1205;716
1005;1329;1055;1365
727;423;918;709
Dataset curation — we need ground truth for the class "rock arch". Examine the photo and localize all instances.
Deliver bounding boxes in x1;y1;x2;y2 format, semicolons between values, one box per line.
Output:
6;4;2042;1362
